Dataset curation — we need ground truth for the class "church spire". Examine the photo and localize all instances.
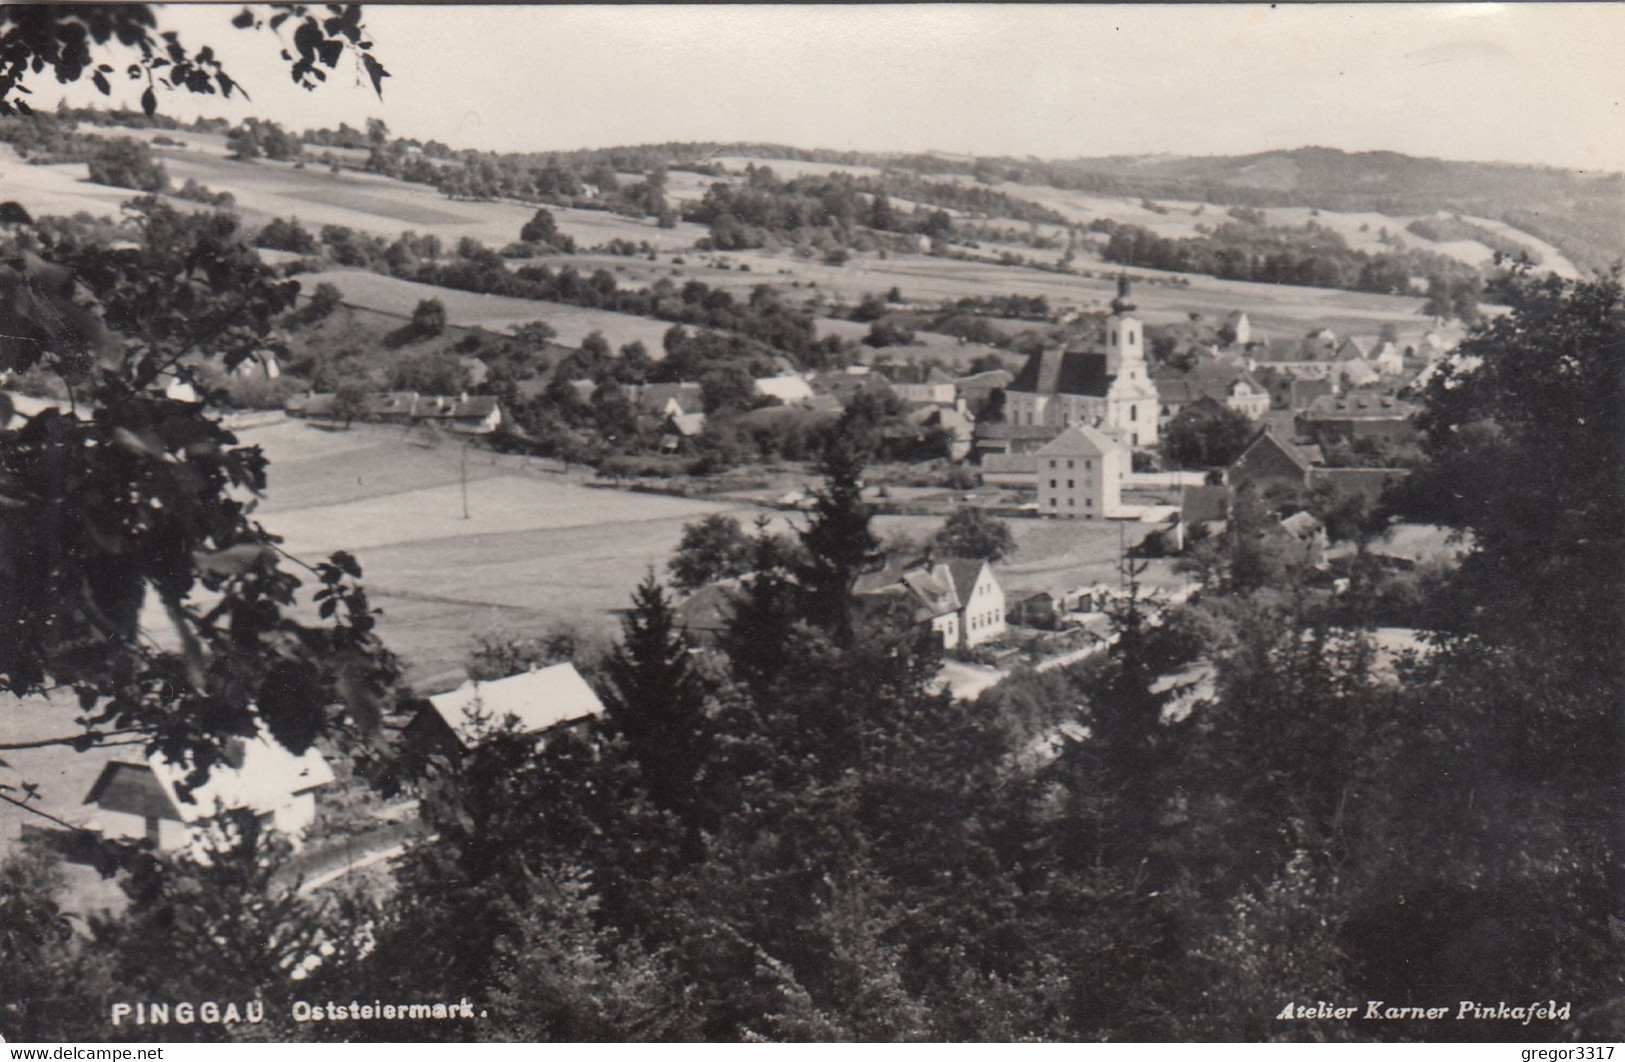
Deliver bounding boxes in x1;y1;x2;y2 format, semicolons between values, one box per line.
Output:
1110;273;1136;315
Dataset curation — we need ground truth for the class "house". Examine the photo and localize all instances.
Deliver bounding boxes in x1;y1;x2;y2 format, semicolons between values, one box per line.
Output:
855;559;963;649
1371;341;1407;377
1003;282;1159;447
1287;376;1337;412
943;557;1006;647
1153;366;1270;424
809;369;898;407
753;374;815;405
83;732;334;853
659;410;708;453
422;394;506;435
954;368;1014;414
881;364;958;406
632;381;704;417
1228;427;1410;505
1221;310;1252;347
1227;428;1318;495
1297;392;1418;447
675;580;742;643
1280;510;1330;568
407;662;605;752
1164;483;1231;553
905;404;976;461
1007;590;1060;629
1033;424;1129;520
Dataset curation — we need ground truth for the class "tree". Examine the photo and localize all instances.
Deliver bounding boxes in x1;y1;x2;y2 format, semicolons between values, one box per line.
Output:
1390;265;1621;782
410;297;447;338
602;572;713;827
85;138;168;192
669;514;753;590
933;507;1016;563
0;5;387;118
331;381;368;428
1163;400;1253;469
390;348;469;394
699;365;756;414
797;435;882;647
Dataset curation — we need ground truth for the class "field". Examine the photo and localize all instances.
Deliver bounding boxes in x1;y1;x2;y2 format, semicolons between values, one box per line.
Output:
294;268;678;352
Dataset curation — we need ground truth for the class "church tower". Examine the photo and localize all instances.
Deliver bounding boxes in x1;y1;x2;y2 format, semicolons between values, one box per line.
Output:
1104;274;1144;376
1102;276;1159;448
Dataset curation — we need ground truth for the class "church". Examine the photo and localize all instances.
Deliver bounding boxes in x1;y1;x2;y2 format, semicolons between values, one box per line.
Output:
1002;278;1160;448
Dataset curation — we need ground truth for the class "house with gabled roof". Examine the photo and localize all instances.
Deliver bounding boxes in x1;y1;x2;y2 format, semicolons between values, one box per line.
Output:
84;731;334;853
1297;391;1418;446
1034;424;1129;520
855;558;964;648
943;557;1006;647
407;661;605;753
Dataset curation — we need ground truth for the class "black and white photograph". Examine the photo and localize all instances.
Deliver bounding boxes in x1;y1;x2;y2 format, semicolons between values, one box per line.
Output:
0;2;1619;1045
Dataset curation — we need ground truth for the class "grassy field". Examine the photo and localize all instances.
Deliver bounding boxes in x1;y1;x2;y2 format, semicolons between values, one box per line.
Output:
295;268;677;352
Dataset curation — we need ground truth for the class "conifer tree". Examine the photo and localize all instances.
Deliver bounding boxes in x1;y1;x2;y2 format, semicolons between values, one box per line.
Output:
604;572;712;827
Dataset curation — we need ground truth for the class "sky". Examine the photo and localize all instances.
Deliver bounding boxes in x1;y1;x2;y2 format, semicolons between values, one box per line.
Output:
29;4;1625;173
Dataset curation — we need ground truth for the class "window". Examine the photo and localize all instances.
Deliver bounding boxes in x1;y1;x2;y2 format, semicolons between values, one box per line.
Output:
1049;498;1057;507
1130;405;1137;421
1086;498;1092;507
1049;459;1057;469
145;816;161;847
1067;479;1074;488
1085;460;1092;470
1067;459;1074;469
1049;479;1057;488
1068;498;1074;507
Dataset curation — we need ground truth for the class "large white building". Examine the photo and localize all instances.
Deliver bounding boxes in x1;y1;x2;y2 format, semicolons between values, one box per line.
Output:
1034;424;1130;520
1003;300;1159;448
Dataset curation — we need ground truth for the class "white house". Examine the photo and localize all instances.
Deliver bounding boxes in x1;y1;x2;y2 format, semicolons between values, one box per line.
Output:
1034;424;1129;520
753;374;815;405
413;661;606;750
83;732;335;853
944;558;1006;647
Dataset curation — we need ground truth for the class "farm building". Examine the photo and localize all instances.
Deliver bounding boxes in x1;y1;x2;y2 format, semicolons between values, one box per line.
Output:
83;732;334;853
407;662;606;752
1296;392;1418;447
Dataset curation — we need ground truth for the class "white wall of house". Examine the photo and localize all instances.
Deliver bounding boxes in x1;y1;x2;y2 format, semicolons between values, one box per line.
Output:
1037;448;1124;520
931;611;960;649
960;569;1007;647
95;808;191;851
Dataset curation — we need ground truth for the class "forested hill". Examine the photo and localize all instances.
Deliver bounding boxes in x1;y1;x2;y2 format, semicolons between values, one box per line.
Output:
554;141;1625;271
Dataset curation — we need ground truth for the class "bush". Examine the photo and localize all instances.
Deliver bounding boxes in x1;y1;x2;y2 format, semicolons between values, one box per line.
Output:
410;298;448;338
86;138;168;192
254;217;317;254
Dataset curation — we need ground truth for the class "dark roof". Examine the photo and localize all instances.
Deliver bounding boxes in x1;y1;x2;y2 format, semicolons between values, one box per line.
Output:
1009;348;1112;397
943;557;990;603
1303;392;1417;420
1180;485;1230;525
676;580;742;634
1310;466;1410;504
954;368;1014;391
854;560;960;620
976;422;1064;442
1235;427;1316;474
1289;377;1335;409
1153;365;1264;406
83;762;182;821
809;371;897;404
635;382;703;414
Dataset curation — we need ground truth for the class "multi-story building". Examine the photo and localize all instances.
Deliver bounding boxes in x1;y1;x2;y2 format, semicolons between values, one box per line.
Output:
1033;424;1129;520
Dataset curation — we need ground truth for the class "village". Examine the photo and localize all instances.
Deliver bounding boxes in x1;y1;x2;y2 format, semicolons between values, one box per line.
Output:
0;4;1615;1044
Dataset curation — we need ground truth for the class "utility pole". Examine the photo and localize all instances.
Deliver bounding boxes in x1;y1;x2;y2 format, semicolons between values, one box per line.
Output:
460;440;470;520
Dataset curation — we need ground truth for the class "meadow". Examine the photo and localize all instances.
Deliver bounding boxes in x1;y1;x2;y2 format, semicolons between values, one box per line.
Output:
294;268;678;352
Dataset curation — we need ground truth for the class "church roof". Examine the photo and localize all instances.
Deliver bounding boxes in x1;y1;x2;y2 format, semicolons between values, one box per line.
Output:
1009;348;1112;398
